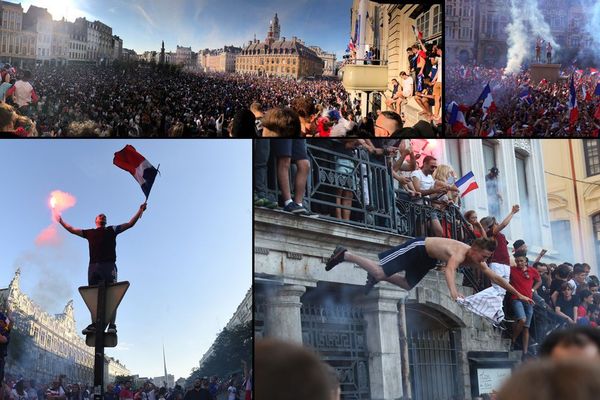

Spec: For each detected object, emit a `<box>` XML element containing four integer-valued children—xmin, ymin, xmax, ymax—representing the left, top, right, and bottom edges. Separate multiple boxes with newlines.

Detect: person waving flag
<box><xmin>113</xmin><ymin>145</ymin><xmax>159</xmax><ymax>199</ymax></box>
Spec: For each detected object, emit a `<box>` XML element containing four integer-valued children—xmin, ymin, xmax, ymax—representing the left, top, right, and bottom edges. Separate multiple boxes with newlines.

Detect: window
<box><xmin>593</xmin><ymin>214</ymin><xmax>600</xmax><ymax>266</ymax></box>
<box><xmin>584</xmin><ymin>140</ymin><xmax>600</xmax><ymax>176</ymax></box>
<box><xmin>445</xmin><ymin>140</ymin><xmax>463</xmax><ymax>180</ymax></box>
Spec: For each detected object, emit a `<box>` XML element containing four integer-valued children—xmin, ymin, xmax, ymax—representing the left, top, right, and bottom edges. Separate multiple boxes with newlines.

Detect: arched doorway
<box><xmin>403</xmin><ymin>303</ymin><xmax>463</xmax><ymax>400</ymax></box>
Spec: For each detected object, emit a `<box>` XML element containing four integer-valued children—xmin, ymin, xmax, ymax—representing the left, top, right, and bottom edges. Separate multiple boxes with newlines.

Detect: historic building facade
<box><xmin>0</xmin><ymin>0</ymin><xmax>121</xmax><ymax>66</ymax></box>
<box><xmin>235</xmin><ymin>14</ymin><xmax>323</xmax><ymax>79</ymax></box>
<box><xmin>0</xmin><ymin>269</ymin><xmax>131</xmax><ymax>384</ymax></box>
<box><xmin>446</xmin><ymin>0</ymin><xmax>596</xmax><ymax>65</ymax></box>
<box><xmin>200</xmin><ymin>46</ymin><xmax>242</xmax><ymax>73</ymax></box>
<box><xmin>255</xmin><ymin>139</ymin><xmax>557</xmax><ymax>399</ymax></box>
<box><xmin>309</xmin><ymin>46</ymin><xmax>336</xmax><ymax>76</ymax></box>
<box><xmin>198</xmin><ymin>288</ymin><xmax>251</xmax><ymax>369</ymax></box>
<box><xmin>542</xmin><ymin>140</ymin><xmax>600</xmax><ymax>274</ymax></box>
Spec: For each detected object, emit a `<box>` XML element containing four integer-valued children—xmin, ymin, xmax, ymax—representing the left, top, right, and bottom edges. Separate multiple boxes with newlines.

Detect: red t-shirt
<box><xmin>509</xmin><ymin>266</ymin><xmax>540</xmax><ymax>300</ymax></box>
<box><xmin>490</xmin><ymin>232</ymin><xmax>510</xmax><ymax>265</ymax></box>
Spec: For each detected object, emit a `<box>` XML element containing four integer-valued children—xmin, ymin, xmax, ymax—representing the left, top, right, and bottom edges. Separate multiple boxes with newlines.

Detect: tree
<box><xmin>186</xmin><ymin>321</ymin><xmax>252</xmax><ymax>385</ymax></box>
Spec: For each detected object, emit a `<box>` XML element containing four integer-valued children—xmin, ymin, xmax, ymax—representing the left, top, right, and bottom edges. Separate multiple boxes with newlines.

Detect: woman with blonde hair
<box><xmin>431</xmin><ymin>164</ymin><xmax>459</xmax><ymax>237</ymax></box>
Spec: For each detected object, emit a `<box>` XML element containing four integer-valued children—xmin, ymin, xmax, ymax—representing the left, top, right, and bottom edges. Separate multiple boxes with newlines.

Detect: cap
<box><xmin>513</xmin><ymin>239</ymin><xmax>525</xmax><ymax>251</ymax></box>
<box><xmin>489</xmin><ymin>167</ymin><xmax>499</xmax><ymax>174</ymax></box>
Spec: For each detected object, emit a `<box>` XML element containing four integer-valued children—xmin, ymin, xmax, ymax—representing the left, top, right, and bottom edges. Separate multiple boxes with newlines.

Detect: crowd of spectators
<box><xmin>0</xmin><ymin>371</ymin><xmax>252</xmax><ymax>400</ymax></box>
<box><xmin>445</xmin><ymin>63</ymin><xmax>600</xmax><ymax>136</ymax></box>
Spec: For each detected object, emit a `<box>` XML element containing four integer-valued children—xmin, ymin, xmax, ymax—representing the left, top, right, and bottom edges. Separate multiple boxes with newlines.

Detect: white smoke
<box><xmin>505</xmin><ymin>0</ymin><xmax>559</xmax><ymax>75</ymax></box>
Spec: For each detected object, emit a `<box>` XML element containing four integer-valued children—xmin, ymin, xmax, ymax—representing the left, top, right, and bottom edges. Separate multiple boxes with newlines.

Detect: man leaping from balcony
<box><xmin>325</xmin><ymin>236</ymin><xmax>533</xmax><ymax>307</ymax></box>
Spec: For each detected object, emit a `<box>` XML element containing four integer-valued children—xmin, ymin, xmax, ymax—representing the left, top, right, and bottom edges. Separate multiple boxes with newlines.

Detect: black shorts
<box><xmin>271</xmin><ymin>139</ymin><xmax>308</xmax><ymax>161</ymax></box>
<box><xmin>378</xmin><ymin>237</ymin><xmax>438</xmax><ymax>289</ymax></box>
<box><xmin>88</xmin><ymin>262</ymin><xmax>117</xmax><ymax>285</ymax></box>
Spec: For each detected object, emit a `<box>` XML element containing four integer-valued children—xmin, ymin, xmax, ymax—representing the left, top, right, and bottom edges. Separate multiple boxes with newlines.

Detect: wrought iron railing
<box><xmin>265</xmin><ymin>139</ymin><xmax>484</xmax><ymax>290</ymax></box>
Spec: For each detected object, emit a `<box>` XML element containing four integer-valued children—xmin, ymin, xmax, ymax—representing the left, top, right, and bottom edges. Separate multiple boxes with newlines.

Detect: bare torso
<box><xmin>424</xmin><ymin>237</ymin><xmax>471</xmax><ymax>265</ymax></box>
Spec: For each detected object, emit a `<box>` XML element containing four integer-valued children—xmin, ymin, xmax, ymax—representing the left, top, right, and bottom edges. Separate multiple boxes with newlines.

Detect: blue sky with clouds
<box><xmin>17</xmin><ymin>0</ymin><xmax>350</xmax><ymax>59</ymax></box>
<box><xmin>0</xmin><ymin>139</ymin><xmax>251</xmax><ymax>380</ymax></box>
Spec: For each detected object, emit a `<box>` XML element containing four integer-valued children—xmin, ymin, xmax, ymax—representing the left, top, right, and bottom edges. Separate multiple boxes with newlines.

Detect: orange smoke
<box><xmin>35</xmin><ymin>190</ymin><xmax>77</xmax><ymax>246</ymax></box>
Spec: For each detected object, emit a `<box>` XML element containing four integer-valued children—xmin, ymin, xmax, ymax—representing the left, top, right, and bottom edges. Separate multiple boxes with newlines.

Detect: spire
<box><xmin>163</xmin><ymin>342</ymin><xmax>168</xmax><ymax>386</ymax></box>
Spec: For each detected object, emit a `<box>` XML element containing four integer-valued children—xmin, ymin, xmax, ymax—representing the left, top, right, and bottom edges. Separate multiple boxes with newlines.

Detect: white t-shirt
<box><xmin>227</xmin><ymin>386</ymin><xmax>237</xmax><ymax>400</ymax></box>
<box><xmin>13</xmin><ymin>80</ymin><xmax>34</xmax><ymax>107</ymax></box>
<box><xmin>411</xmin><ymin>169</ymin><xmax>435</xmax><ymax>194</ymax></box>
<box><xmin>402</xmin><ymin>77</ymin><xmax>414</xmax><ymax>97</ymax></box>
<box><xmin>436</xmin><ymin>57</ymin><xmax>442</xmax><ymax>83</ymax></box>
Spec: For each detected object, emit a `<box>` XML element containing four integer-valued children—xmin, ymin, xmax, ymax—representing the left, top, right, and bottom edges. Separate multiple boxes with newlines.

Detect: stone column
<box><xmin>263</xmin><ymin>284</ymin><xmax>306</xmax><ymax>344</ymax></box>
<box><xmin>361</xmin><ymin>286</ymin><xmax>407</xmax><ymax>400</ymax></box>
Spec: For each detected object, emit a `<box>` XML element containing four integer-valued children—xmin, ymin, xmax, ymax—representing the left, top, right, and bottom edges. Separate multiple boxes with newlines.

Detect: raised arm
<box><xmin>480</xmin><ymin>263</ymin><xmax>534</xmax><ymax>304</ymax></box>
<box><xmin>58</xmin><ymin>216</ymin><xmax>84</xmax><ymax>237</ymax></box>
<box><xmin>493</xmin><ymin>204</ymin><xmax>519</xmax><ymax>235</ymax></box>
<box><xmin>533</xmin><ymin>249</ymin><xmax>547</xmax><ymax>265</ymax></box>
<box><xmin>117</xmin><ymin>203</ymin><xmax>147</xmax><ymax>233</ymax></box>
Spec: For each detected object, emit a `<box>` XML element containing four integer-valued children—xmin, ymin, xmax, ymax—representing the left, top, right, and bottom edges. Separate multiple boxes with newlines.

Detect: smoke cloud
<box><xmin>35</xmin><ymin>190</ymin><xmax>77</xmax><ymax>246</ymax></box>
<box><xmin>505</xmin><ymin>0</ymin><xmax>559</xmax><ymax>74</ymax></box>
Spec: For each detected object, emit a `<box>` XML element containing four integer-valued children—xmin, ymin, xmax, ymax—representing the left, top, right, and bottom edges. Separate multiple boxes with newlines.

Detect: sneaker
<box><xmin>283</xmin><ymin>202</ymin><xmax>305</xmax><ymax>214</ymax></box>
<box><xmin>107</xmin><ymin>324</ymin><xmax>117</xmax><ymax>334</ymax></box>
<box><xmin>364</xmin><ymin>274</ymin><xmax>377</xmax><ymax>295</ymax></box>
<box><xmin>325</xmin><ymin>246</ymin><xmax>347</xmax><ymax>271</ymax></box>
<box><xmin>254</xmin><ymin>197</ymin><xmax>278</xmax><ymax>209</ymax></box>
<box><xmin>492</xmin><ymin>320</ymin><xmax>508</xmax><ymax>331</ymax></box>
<box><xmin>284</xmin><ymin>202</ymin><xmax>319</xmax><ymax>218</ymax></box>
<box><xmin>82</xmin><ymin>324</ymin><xmax>95</xmax><ymax>335</ymax></box>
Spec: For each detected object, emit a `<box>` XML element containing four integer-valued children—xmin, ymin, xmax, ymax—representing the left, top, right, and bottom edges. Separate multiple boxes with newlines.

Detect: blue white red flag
<box><xmin>113</xmin><ymin>145</ymin><xmax>159</xmax><ymax>199</ymax></box>
<box><xmin>519</xmin><ymin>88</ymin><xmax>533</xmax><ymax>105</ymax></box>
<box><xmin>448</xmin><ymin>101</ymin><xmax>468</xmax><ymax>133</ymax></box>
<box><xmin>412</xmin><ymin>25</ymin><xmax>423</xmax><ymax>40</ymax></box>
<box><xmin>569</xmin><ymin>75</ymin><xmax>578</xmax><ymax>127</ymax></box>
<box><xmin>455</xmin><ymin>171</ymin><xmax>479</xmax><ymax>197</ymax></box>
<box><xmin>476</xmin><ymin>83</ymin><xmax>497</xmax><ymax>118</ymax></box>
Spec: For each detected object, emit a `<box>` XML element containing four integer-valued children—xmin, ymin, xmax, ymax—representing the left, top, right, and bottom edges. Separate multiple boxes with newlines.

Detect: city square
<box><xmin>445</xmin><ymin>0</ymin><xmax>600</xmax><ymax>136</ymax></box>
<box><xmin>0</xmin><ymin>1</ymin><xmax>441</xmax><ymax>137</ymax></box>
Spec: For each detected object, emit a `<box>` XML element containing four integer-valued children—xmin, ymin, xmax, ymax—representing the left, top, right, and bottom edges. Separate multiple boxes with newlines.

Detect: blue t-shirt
<box><xmin>0</xmin><ymin>82</ymin><xmax>12</xmax><ymax>101</ymax></box>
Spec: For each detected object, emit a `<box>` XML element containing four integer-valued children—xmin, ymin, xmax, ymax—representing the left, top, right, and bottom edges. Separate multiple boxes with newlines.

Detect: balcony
<box><xmin>341</xmin><ymin>63</ymin><xmax>389</xmax><ymax>92</ymax></box>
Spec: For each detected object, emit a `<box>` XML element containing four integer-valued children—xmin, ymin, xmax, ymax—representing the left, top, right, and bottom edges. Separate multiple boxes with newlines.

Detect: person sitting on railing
<box><xmin>385</xmin><ymin>79</ymin><xmax>401</xmax><ymax>113</ymax></box>
<box><xmin>464</xmin><ymin>210</ymin><xmax>487</xmax><ymax>238</ymax></box>
<box><xmin>554</xmin><ymin>282</ymin><xmax>578</xmax><ymax>326</ymax></box>
<box><xmin>550</xmin><ymin>264</ymin><xmax>572</xmax><ymax>308</ymax></box>
<box><xmin>391</xmin><ymin>139</ymin><xmax>419</xmax><ymax>201</ymax></box>
<box><xmin>414</xmin><ymin>76</ymin><xmax>436</xmax><ymax>121</ymax></box>
<box><xmin>431</xmin><ymin>164</ymin><xmax>460</xmax><ymax>238</ymax></box>
<box><xmin>410</xmin><ymin>156</ymin><xmax>451</xmax><ymax>237</ymax></box>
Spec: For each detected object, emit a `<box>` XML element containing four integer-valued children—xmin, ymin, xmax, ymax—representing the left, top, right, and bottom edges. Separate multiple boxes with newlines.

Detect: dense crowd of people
<box><xmin>445</xmin><ymin>63</ymin><xmax>600</xmax><ymax>136</ymax></box>
<box><xmin>0</xmin><ymin>62</ymin><xmax>353</xmax><ymax>137</ymax></box>
<box><xmin>0</xmin><ymin>371</ymin><xmax>252</xmax><ymax>400</ymax></box>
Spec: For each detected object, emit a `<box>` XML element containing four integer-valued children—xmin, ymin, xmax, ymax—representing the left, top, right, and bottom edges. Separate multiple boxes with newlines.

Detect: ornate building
<box><xmin>198</xmin><ymin>287</ymin><xmax>251</xmax><ymax>369</ymax></box>
<box><xmin>175</xmin><ymin>45</ymin><xmax>192</xmax><ymax>66</ymax></box>
<box><xmin>309</xmin><ymin>46</ymin><xmax>336</xmax><ymax>76</ymax></box>
<box><xmin>0</xmin><ymin>269</ymin><xmax>131</xmax><ymax>384</ymax></box>
<box><xmin>0</xmin><ymin>1</ymin><xmax>36</xmax><ymax>66</ymax></box>
<box><xmin>200</xmin><ymin>46</ymin><xmax>242</xmax><ymax>73</ymax></box>
<box><xmin>235</xmin><ymin>14</ymin><xmax>323</xmax><ymax>79</ymax></box>
<box><xmin>445</xmin><ymin>0</ymin><xmax>595</xmax><ymax>65</ymax></box>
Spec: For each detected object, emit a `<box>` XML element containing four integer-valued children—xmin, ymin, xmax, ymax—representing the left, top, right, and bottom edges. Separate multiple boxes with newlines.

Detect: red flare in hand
<box><xmin>36</xmin><ymin>190</ymin><xmax>77</xmax><ymax>246</ymax></box>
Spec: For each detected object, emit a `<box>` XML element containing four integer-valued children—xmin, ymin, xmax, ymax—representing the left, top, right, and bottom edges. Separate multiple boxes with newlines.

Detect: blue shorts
<box><xmin>271</xmin><ymin>139</ymin><xmax>308</xmax><ymax>161</ymax></box>
<box><xmin>512</xmin><ymin>299</ymin><xmax>534</xmax><ymax>328</ymax></box>
<box><xmin>378</xmin><ymin>237</ymin><xmax>437</xmax><ymax>289</ymax></box>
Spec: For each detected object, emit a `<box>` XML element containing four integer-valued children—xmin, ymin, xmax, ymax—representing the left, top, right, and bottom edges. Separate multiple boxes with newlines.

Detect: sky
<box><xmin>17</xmin><ymin>0</ymin><xmax>350</xmax><ymax>59</ymax></box>
<box><xmin>0</xmin><ymin>139</ymin><xmax>252</xmax><ymax>380</ymax></box>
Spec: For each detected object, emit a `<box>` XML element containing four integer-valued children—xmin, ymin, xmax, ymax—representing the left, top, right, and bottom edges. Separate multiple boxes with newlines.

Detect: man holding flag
<box><xmin>57</xmin><ymin>145</ymin><xmax>157</xmax><ymax>335</ymax></box>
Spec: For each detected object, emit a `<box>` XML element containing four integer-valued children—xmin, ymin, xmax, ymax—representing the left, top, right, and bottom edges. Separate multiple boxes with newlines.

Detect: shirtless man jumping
<box><xmin>325</xmin><ymin>236</ymin><xmax>533</xmax><ymax>304</ymax></box>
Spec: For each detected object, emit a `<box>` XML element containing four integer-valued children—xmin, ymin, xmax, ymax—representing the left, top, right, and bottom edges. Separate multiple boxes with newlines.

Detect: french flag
<box><xmin>506</xmin><ymin>122</ymin><xmax>517</xmax><ymax>136</ymax></box>
<box><xmin>481</xmin><ymin>127</ymin><xmax>496</xmax><ymax>137</ymax></box>
<box><xmin>448</xmin><ymin>101</ymin><xmax>468</xmax><ymax>133</ymax></box>
<box><xmin>477</xmin><ymin>83</ymin><xmax>496</xmax><ymax>118</ymax></box>
<box><xmin>519</xmin><ymin>88</ymin><xmax>533</xmax><ymax>105</ymax></box>
<box><xmin>583</xmin><ymin>84</ymin><xmax>592</xmax><ymax>102</ymax></box>
<box><xmin>569</xmin><ymin>75</ymin><xmax>578</xmax><ymax>127</ymax></box>
<box><xmin>412</xmin><ymin>25</ymin><xmax>423</xmax><ymax>40</ymax></box>
<box><xmin>455</xmin><ymin>171</ymin><xmax>479</xmax><ymax>197</ymax></box>
<box><xmin>113</xmin><ymin>145</ymin><xmax>159</xmax><ymax>199</ymax></box>
<box><xmin>590</xmin><ymin>68</ymin><xmax>598</xmax><ymax>76</ymax></box>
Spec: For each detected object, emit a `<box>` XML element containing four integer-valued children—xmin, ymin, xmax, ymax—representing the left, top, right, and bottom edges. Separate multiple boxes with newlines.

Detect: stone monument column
<box><xmin>263</xmin><ymin>284</ymin><xmax>306</xmax><ymax>343</ymax></box>
<box><xmin>361</xmin><ymin>286</ymin><xmax>407</xmax><ymax>400</ymax></box>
